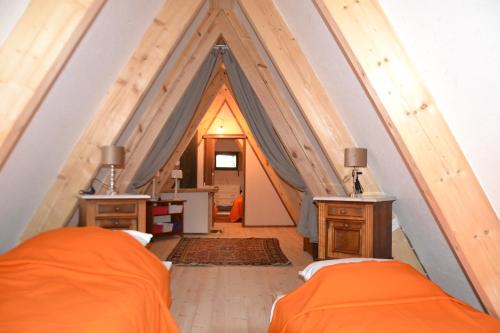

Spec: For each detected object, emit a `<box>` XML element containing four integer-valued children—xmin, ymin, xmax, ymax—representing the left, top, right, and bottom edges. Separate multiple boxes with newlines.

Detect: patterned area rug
<box><xmin>166</xmin><ymin>237</ymin><xmax>291</xmax><ymax>266</ymax></box>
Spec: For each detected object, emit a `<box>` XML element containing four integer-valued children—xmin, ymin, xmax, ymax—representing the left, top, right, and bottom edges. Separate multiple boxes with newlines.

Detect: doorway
<box><xmin>203</xmin><ymin>134</ymin><xmax>246</xmax><ymax>224</ymax></box>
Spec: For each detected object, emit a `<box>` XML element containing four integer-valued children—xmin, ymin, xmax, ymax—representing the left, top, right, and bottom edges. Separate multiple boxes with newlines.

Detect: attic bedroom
<box><xmin>0</xmin><ymin>0</ymin><xmax>499</xmax><ymax>332</ymax></box>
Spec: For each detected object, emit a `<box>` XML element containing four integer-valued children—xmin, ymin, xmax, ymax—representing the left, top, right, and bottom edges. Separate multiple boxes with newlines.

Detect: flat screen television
<box><xmin>215</xmin><ymin>152</ymin><xmax>239</xmax><ymax>170</ymax></box>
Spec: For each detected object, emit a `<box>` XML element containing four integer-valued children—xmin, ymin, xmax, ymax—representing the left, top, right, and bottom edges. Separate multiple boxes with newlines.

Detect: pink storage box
<box><xmin>152</xmin><ymin>224</ymin><xmax>163</xmax><ymax>234</ymax></box>
<box><xmin>152</xmin><ymin>206</ymin><xmax>168</xmax><ymax>215</ymax></box>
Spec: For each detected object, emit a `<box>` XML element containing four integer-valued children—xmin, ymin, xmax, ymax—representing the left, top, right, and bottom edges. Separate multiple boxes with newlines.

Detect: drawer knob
<box><xmin>340</xmin><ymin>209</ymin><xmax>347</xmax><ymax>214</ymax></box>
<box><xmin>344</xmin><ymin>223</ymin><xmax>349</xmax><ymax>228</ymax></box>
<box><xmin>113</xmin><ymin>220</ymin><xmax>119</xmax><ymax>226</ymax></box>
<box><xmin>115</xmin><ymin>207</ymin><xmax>120</xmax><ymax>211</ymax></box>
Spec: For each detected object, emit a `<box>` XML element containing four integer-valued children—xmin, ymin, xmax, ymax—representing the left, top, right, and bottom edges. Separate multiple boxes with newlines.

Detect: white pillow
<box><xmin>162</xmin><ymin>261</ymin><xmax>173</xmax><ymax>271</ymax></box>
<box><xmin>299</xmin><ymin>258</ymin><xmax>392</xmax><ymax>281</ymax></box>
<box><xmin>270</xmin><ymin>294</ymin><xmax>286</xmax><ymax>322</ymax></box>
<box><xmin>120</xmin><ymin>230</ymin><xmax>153</xmax><ymax>246</ymax></box>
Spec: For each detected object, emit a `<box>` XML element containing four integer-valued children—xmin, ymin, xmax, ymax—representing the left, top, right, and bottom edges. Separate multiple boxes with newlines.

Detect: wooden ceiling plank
<box><xmin>315</xmin><ymin>0</ymin><xmax>500</xmax><ymax>316</ymax></box>
<box><xmin>219</xmin><ymin>13</ymin><xmax>336</xmax><ymax>196</ymax></box>
<box><xmin>114</xmin><ymin>10</ymin><xmax>223</xmax><ymax>194</ymax></box>
<box><xmin>21</xmin><ymin>0</ymin><xmax>205</xmax><ymax>240</ymax></box>
<box><xmin>151</xmin><ymin>68</ymin><xmax>227</xmax><ymax>195</ymax></box>
<box><xmin>0</xmin><ymin>0</ymin><xmax>106</xmax><ymax>169</ymax></box>
<box><xmin>236</xmin><ymin>0</ymin><xmax>381</xmax><ymax>195</ymax></box>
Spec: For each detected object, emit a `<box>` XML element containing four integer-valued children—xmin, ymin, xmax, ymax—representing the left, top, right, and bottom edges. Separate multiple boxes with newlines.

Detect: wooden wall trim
<box><xmin>237</xmin><ymin>0</ymin><xmax>381</xmax><ymax>196</ymax></box>
<box><xmin>315</xmin><ymin>0</ymin><xmax>500</xmax><ymax>316</ymax></box>
<box><xmin>0</xmin><ymin>0</ymin><xmax>106</xmax><ymax>169</ymax></box>
<box><xmin>21</xmin><ymin>0</ymin><xmax>205</xmax><ymax>240</ymax></box>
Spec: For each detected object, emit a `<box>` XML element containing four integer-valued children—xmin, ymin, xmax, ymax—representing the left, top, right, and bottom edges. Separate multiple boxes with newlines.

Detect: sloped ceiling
<box><xmin>272</xmin><ymin>0</ymin><xmax>482</xmax><ymax>309</ymax></box>
<box><xmin>0</xmin><ymin>0</ymin><xmax>165</xmax><ymax>249</ymax></box>
<box><xmin>1</xmin><ymin>0</ymin><xmax>498</xmax><ymax>313</ymax></box>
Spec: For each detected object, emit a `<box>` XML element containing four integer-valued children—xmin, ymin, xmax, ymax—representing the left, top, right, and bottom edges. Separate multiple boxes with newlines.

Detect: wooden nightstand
<box><xmin>79</xmin><ymin>195</ymin><xmax>150</xmax><ymax>232</ymax></box>
<box><xmin>314</xmin><ymin>196</ymin><xmax>395</xmax><ymax>260</ymax></box>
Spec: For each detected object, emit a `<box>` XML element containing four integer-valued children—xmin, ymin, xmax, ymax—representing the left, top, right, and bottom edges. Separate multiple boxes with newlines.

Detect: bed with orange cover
<box><xmin>0</xmin><ymin>227</ymin><xmax>179</xmax><ymax>333</ymax></box>
<box><xmin>269</xmin><ymin>260</ymin><xmax>500</xmax><ymax>333</ymax></box>
<box><xmin>229</xmin><ymin>193</ymin><xmax>243</xmax><ymax>222</ymax></box>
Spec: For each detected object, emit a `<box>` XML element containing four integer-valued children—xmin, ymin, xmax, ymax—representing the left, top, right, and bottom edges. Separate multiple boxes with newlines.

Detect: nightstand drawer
<box><xmin>96</xmin><ymin>202</ymin><xmax>137</xmax><ymax>216</ymax></box>
<box><xmin>97</xmin><ymin>218</ymin><xmax>137</xmax><ymax>229</ymax></box>
<box><xmin>327</xmin><ymin>204</ymin><xmax>365</xmax><ymax>219</ymax></box>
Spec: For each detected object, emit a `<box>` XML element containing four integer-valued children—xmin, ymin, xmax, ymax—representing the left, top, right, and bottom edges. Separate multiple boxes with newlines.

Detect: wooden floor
<box><xmin>148</xmin><ymin>223</ymin><xmax>313</xmax><ymax>333</ymax></box>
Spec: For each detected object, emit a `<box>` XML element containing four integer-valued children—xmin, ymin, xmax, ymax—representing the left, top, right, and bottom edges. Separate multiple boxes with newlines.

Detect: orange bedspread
<box><xmin>230</xmin><ymin>194</ymin><xmax>243</xmax><ymax>222</ymax></box>
<box><xmin>270</xmin><ymin>261</ymin><xmax>500</xmax><ymax>333</ymax></box>
<box><xmin>0</xmin><ymin>227</ymin><xmax>179</xmax><ymax>333</ymax></box>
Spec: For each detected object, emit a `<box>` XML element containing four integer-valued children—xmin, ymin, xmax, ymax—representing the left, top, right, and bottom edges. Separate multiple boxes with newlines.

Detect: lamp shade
<box><xmin>171</xmin><ymin>169</ymin><xmax>183</xmax><ymax>179</ymax></box>
<box><xmin>344</xmin><ymin>148</ymin><xmax>367</xmax><ymax>167</ymax></box>
<box><xmin>101</xmin><ymin>145</ymin><xmax>125</xmax><ymax>167</ymax></box>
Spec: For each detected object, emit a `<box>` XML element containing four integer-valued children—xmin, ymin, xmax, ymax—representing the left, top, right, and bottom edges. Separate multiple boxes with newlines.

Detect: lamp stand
<box><xmin>351</xmin><ymin>168</ymin><xmax>364</xmax><ymax>198</ymax></box>
<box><xmin>173</xmin><ymin>177</ymin><xmax>179</xmax><ymax>200</ymax></box>
<box><xmin>107</xmin><ymin>164</ymin><xmax>117</xmax><ymax>195</ymax></box>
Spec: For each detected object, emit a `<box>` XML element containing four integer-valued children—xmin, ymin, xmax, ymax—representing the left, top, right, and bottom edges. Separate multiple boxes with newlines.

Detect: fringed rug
<box><xmin>166</xmin><ymin>237</ymin><xmax>291</xmax><ymax>266</ymax></box>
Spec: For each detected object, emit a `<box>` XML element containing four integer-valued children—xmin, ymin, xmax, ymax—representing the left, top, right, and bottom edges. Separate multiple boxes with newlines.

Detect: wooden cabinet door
<box><xmin>326</xmin><ymin>218</ymin><xmax>366</xmax><ymax>258</ymax></box>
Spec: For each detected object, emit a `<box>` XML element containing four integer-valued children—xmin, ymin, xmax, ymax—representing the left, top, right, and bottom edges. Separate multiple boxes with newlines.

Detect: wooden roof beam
<box><xmin>315</xmin><ymin>0</ymin><xmax>500</xmax><ymax>316</ymax></box>
<box><xmin>114</xmin><ymin>10</ymin><xmax>223</xmax><ymax>193</ymax></box>
<box><xmin>147</xmin><ymin>67</ymin><xmax>228</xmax><ymax>196</ymax></box>
<box><xmin>218</xmin><ymin>12</ymin><xmax>338</xmax><ymax>196</ymax></box>
<box><xmin>236</xmin><ymin>0</ymin><xmax>381</xmax><ymax>195</ymax></box>
<box><xmin>0</xmin><ymin>0</ymin><xmax>105</xmax><ymax>169</ymax></box>
<box><xmin>22</xmin><ymin>0</ymin><xmax>205</xmax><ymax>239</ymax></box>
<box><xmin>157</xmin><ymin>84</ymin><xmax>227</xmax><ymax>194</ymax></box>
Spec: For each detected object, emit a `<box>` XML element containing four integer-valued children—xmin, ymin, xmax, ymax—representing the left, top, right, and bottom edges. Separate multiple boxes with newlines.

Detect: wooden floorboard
<box><xmin>148</xmin><ymin>223</ymin><xmax>313</xmax><ymax>333</ymax></box>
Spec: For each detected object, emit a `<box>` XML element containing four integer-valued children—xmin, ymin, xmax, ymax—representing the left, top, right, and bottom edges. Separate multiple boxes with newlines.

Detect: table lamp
<box><xmin>344</xmin><ymin>148</ymin><xmax>367</xmax><ymax>197</ymax></box>
<box><xmin>101</xmin><ymin>145</ymin><xmax>125</xmax><ymax>195</ymax></box>
<box><xmin>171</xmin><ymin>163</ymin><xmax>183</xmax><ymax>199</ymax></box>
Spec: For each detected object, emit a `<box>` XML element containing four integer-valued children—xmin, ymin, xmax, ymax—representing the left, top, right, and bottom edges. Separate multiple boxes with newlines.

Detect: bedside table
<box><xmin>314</xmin><ymin>196</ymin><xmax>395</xmax><ymax>260</ymax></box>
<box><xmin>79</xmin><ymin>195</ymin><xmax>150</xmax><ymax>232</ymax></box>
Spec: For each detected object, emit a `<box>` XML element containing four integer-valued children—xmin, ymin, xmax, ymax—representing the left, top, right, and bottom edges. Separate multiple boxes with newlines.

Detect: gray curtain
<box><xmin>222</xmin><ymin>50</ymin><xmax>317</xmax><ymax>241</ymax></box>
<box><xmin>130</xmin><ymin>47</ymin><xmax>318</xmax><ymax>241</ymax></box>
<box><xmin>130</xmin><ymin>49</ymin><xmax>219</xmax><ymax>189</ymax></box>
<box><xmin>222</xmin><ymin>50</ymin><xmax>305</xmax><ymax>191</ymax></box>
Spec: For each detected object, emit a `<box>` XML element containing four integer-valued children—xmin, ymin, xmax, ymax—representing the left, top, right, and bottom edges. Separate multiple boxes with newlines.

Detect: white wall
<box><xmin>245</xmin><ymin>143</ymin><xmax>294</xmax><ymax>226</ymax></box>
<box><xmin>0</xmin><ymin>0</ymin><xmax>29</xmax><ymax>47</ymax></box>
<box><xmin>207</xmin><ymin>104</ymin><xmax>242</xmax><ymax>135</ymax></box>
<box><xmin>0</xmin><ymin>0</ymin><xmax>164</xmax><ymax>253</ymax></box>
<box><xmin>273</xmin><ymin>0</ymin><xmax>484</xmax><ymax>308</ymax></box>
<box><xmin>378</xmin><ymin>0</ymin><xmax>500</xmax><ymax>215</ymax></box>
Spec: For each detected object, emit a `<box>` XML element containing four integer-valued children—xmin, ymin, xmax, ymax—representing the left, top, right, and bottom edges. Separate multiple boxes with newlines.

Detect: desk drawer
<box><xmin>97</xmin><ymin>218</ymin><xmax>137</xmax><ymax>229</ymax></box>
<box><xmin>326</xmin><ymin>204</ymin><xmax>365</xmax><ymax>219</ymax></box>
<box><xmin>96</xmin><ymin>202</ymin><xmax>137</xmax><ymax>216</ymax></box>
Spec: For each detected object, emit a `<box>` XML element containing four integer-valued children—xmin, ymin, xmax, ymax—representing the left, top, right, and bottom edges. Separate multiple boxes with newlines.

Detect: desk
<box><xmin>314</xmin><ymin>196</ymin><xmax>395</xmax><ymax>260</ymax></box>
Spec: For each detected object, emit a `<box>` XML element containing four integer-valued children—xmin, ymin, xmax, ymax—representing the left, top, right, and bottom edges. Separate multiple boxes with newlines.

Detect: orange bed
<box><xmin>270</xmin><ymin>261</ymin><xmax>500</xmax><ymax>333</ymax></box>
<box><xmin>229</xmin><ymin>193</ymin><xmax>244</xmax><ymax>222</ymax></box>
<box><xmin>0</xmin><ymin>227</ymin><xmax>179</xmax><ymax>333</ymax></box>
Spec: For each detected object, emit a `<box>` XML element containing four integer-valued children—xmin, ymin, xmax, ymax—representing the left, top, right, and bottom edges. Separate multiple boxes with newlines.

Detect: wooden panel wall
<box><xmin>22</xmin><ymin>0</ymin><xmax>205</xmax><ymax>239</ymax></box>
<box><xmin>237</xmin><ymin>0</ymin><xmax>381</xmax><ymax>195</ymax></box>
<box><xmin>0</xmin><ymin>0</ymin><xmax>105</xmax><ymax>169</ymax></box>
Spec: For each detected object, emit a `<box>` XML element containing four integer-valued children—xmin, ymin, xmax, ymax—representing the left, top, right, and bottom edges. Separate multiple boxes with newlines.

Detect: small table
<box><xmin>79</xmin><ymin>194</ymin><xmax>150</xmax><ymax>232</ymax></box>
<box><xmin>314</xmin><ymin>196</ymin><xmax>395</xmax><ymax>260</ymax></box>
